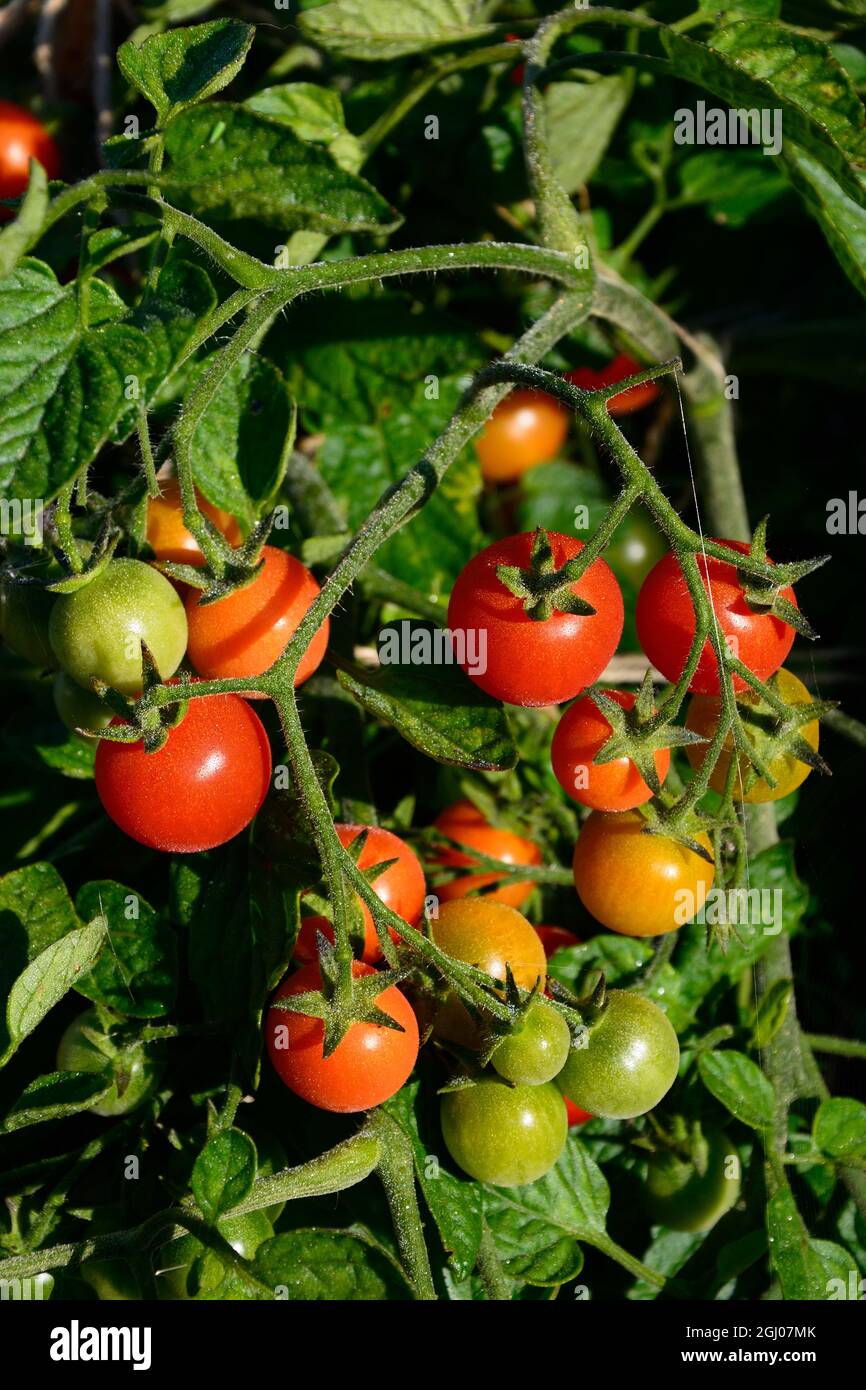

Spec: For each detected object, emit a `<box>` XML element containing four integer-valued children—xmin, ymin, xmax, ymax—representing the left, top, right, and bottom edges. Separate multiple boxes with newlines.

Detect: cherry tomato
<box><xmin>685</xmin><ymin>667</ymin><xmax>819</xmax><ymax>803</ymax></box>
<box><xmin>563</xmin><ymin>1096</ymin><xmax>593</xmax><ymax>1126</ymax></box>
<box><xmin>156</xmin><ymin>1210</ymin><xmax>273</xmax><ymax>1300</ymax></box>
<box><xmin>646</xmin><ymin>1130</ymin><xmax>741</xmax><ymax>1232</ymax></box>
<box><xmin>53</xmin><ymin>672</ymin><xmax>113</xmax><ymax>732</ymax></box>
<box><xmin>146</xmin><ymin>478</ymin><xmax>243</xmax><ymax>568</ymax></box>
<box><xmin>0</xmin><ymin>101</ymin><xmax>60</xmax><ymax>207</ymax></box>
<box><xmin>572</xmin><ymin>809</ymin><xmax>713</xmax><ymax>937</ymax></box>
<box><xmin>506</xmin><ymin>33</ymin><xmax>525</xmax><ymax>85</ymax></box>
<box><xmin>636</xmin><ymin>540</ymin><xmax>797</xmax><ymax>696</ymax></box>
<box><xmin>0</xmin><ymin>579</ymin><xmax>57</xmax><ymax>669</ymax></box>
<box><xmin>49</xmin><ymin>558</ymin><xmax>188</xmax><ymax>696</ymax></box>
<box><xmin>448</xmin><ymin>530</ymin><xmax>624</xmax><ymax>706</ymax></box>
<box><xmin>95</xmin><ymin>693</ymin><xmax>272</xmax><ymax>853</ymax></box>
<box><xmin>56</xmin><ymin>1010</ymin><xmax>162</xmax><ymax>1117</ymax></box>
<box><xmin>491</xmin><ymin>999</ymin><xmax>572</xmax><ymax>1086</ymax></box>
<box><xmin>566</xmin><ymin>353</ymin><xmax>660</xmax><ymax>417</ymax></box>
<box><xmin>556</xmin><ymin>989</ymin><xmax>679</xmax><ymax>1119</ymax></box>
<box><xmin>430</xmin><ymin>897</ymin><xmax>547</xmax><ymax>1047</ymax></box>
<box><xmin>266</xmin><ymin>961</ymin><xmax>418</xmax><ymax>1113</ymax></box>
<box><xmin>432</xmin><ymin>799</ymin><xmax>540</xmax><ymax>908</ymax></box>
<box><xmin>441</xmin><ymin>1076</ymin><xmax>568</xmax><ymax>1186</ymax></box>
<box><xmin>474</xmin><ymin>389</ymin><xmax>569</xmax><ymax>483</ymax></box>
<box><xmin>551</xmin><ymin>689</ymin><xmax>670</xmax><ymax>812</ymax></box>
<box><xmin>535</xmin><ymin>924</ymin><xmax>582</xmax><ymax>959</ymax></box>
<box><xmin>185</xmin><ymin>545</ymin><xmax>329</xmax><ymax>690</ymax></box>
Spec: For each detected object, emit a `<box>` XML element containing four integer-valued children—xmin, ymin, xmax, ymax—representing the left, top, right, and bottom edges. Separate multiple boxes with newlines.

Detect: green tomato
<box><xmin>441</xmin><ymin>1076</ymin><xmax>567</xmax><ymax>1187</ymax></box>
<box><xmin>80</xmin><ymin>1258</ymin><xmax>142</xmax><ymax>1300</ymax></box>
<box><xmin>48</xmin><ymin>558</ymin><xmax>187</xmax><ymax>696</ymax></box>
<box><xmin>556</xmin><ymin>989</ymin><xmax>679</xmax><ymax>1120</ymax></box>
<box><xmin>646</xmin><ymin>1130</ymin><xmax>741</xmax><ymax>1232</ymax></box>
<box><xmin>0</xmin><ymin>579</ymin><xmax>57</xmax><ymax>669</ymax></box>
<box><xmin>56</xmin><ymin>1009</ymin><xmax>161</xmax><ymax>1118</ymax></box>
<box><xmin>491</xmin><ymin>1000</ymin><xmax>572</xmax><ymax>1086</ymax></box>
<box><xmin>606</xmin><ymin>508</ymin><xmax>665</xmax><ymax>588</ymax></box>
<box><xmin>156</xmin><ymin>1209</ymin><xmax>273</xmax><ymax>1300</ymax></box>
<box><xmin>53</xmin><ymin>672</ymin><xmax>113</xmax><ymax>732</ymax></box>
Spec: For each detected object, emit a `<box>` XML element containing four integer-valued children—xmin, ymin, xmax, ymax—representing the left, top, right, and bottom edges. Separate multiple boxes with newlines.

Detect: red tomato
<box><xmin>448</xmin><ymin>531</ymin><xmax>624</xmax><ymax>706</ymax></box>
<box><xmin>565</xmin><ymin>353</ymin><xmax>660</xmax><ymax>417</ymax></box>
<box><xmin>535</xmin><ymin>925</ymin><xmax>582</xmax><ymax>959</ymax></box>
<box><xmin>563</xmin><ymin>1096</ymin><xmax>593</xmax><ymax>1126</ymax></box>
<box><xmin>636</xmin><ymin>540</ymin><xmax>797</xmax><ymax>696</ymax></box>
<box><xmin>432</xmin><ymin>800</ymin><xmax>540</xmax><ymax>908</ymax></box>
<box><xmin>0</xmin><ymin>101</ymin><xmax>60</xmax><ymax>207</ymax></box>
<box><xmin>95</xmin><ymin>694</ymin><xmax>272</xmax><ymax>852</ymax></box>
<box><xmin>506</xmin><ymin>32</ymin><xmax>525</xmax><ymax>86</ymax></box>
<box><xmin>185</xmin><ymin>545</ymin><xmax>329</xmax><ymax>689</ymax></box>
<box><xmin>266</xmin><ymin>961</ymin><xmax>419</xmax><ymax>1112</ymax></box>
<box><xmin>551</xmin><ymin>689</ymin><xmax>670</xmax><ymax>811</ymax></box>
<box><xmin>474</xmin><ymin>390</ymin><xmax>568</xmax><ymax>483</ymax></box>
<box><xmin>294</xmin><ymin>825</ymin><xmax>426</xmax><ymax>964</ymax></box>
<box><xmin>146</xmin><ymin>478</ymin><xmax>242</xmax><ymax>568</ymax></box>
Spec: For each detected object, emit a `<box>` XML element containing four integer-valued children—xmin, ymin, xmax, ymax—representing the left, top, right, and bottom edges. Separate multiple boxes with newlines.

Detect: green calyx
<box><xmin>495</xmin><ymin>527</ymin><xmax>596</xmax><ymax>623</ymax></box>
<box><xmin>734</xmin><ymin>517</ymin><xmax>827</xmax><ymax>640</ymax></box>
<box><xmin>591</xmin><ymin>672</ymin><xmax>706</xmax><ymax>796</ymax></box>
<box><xmin>271</xmin><ymin>936</ymin><xmax>411</xmax><ymax>1057</ymax></box>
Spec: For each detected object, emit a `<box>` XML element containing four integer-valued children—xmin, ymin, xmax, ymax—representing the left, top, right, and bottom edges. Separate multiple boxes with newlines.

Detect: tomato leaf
<box><xmin>0</xmin><ymin>1069</ymin><xmax>110</xmax><ymax>1132</ymax></box>
<box><xmin>192</xmin><ymin>1129</ymin><xmax>257</xmax><ymax>1223</ymax></box>
<box><xmin>252</xmin><ymin>1230</ymin><xmax>412</xmax><ymax>1300</ymax></box>
<box><xmin>697</xmin><ymin>1049</ymin><xmax>776</xmax><ymax>1131</ymax></box>
<box><xmin>299</xmin><ymin>0</ymin><xmax>493</xmax><ymax>62</ymax></box>
<box><xmin>782</xmin><ymin>144</ymin><xmax>866</xmax><ymax>304</ymax></box>
<box><xmin>767</xmin><ymin>1185</ymin><xmax>857</xmax><ymax>1298</ymax></box>
<box><xmin>73</xmin><ymin>881</ymin><xmax>178</xmax><ymax>1019</ymax></box>
<box><xmin>2</xmin><ymin>710</ymin><xmax>97</xmax><ymax>780</ymax></box>
<box><xmin>117</xmin><ymin>18</ymin><xmax>255</xmax><ymax>125</ymax></box>
<box><xmin>814</xmin><ymin>1098</ymin><xmax>866</xmax><ymax>1160</ymax></box>
<box><xmin>1</xmin><ymin>919</ymin><xmax>107</xmax><ymax>1067</ymax></box>
<box><xmin>546</xmin><ymin>77</ymin><xmax>632</xmax><ymax>195</ymax></box>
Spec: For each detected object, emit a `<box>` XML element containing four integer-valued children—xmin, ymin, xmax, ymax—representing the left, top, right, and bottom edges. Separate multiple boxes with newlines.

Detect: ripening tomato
<box><xmin>146</xmin><ymin>478</ymin><xmax>243</xmax><ymax>568</ymax></box>
<box><xmin>572</xmin><ymin>809</ymin><xmax>713</xmax><ymax>937</ymax></box>
<box><xmin>432</xmin><ymin>799</ymin><xmax>540</xmax><ymax>908</ymax></box>
<box><xmin>441</xmin><ymin>1077</ymin><xmax>568</xmax><ymax>1186</ymax></box>
<box><xmin>185</xmin><ymin>545</ymin><xmax>329</xmax><ymax>689</ymax></box>
<box><xmin>636</xmin><ymin>540</ymin><xmax>797</xmax><ymax>696</ymax></box>
<box><xmin>646</xmin><ymin>1130</ymin><xmax>741</xmax><ymax>1232</ymax></box>
<box><xmin>53</xmin><ymin>672</ymin><xmax>113</xmax><ymax>732</ymax></box>
<box><xmin>95</xmin><ymin>693</ymin><xmax>272</xmax><ymax>853</ymax></box>
<box><xmin>448</xmin><ymin>531</ymin><xmax>624</xmax><ymax>706</ymax></box>
<box><xmin>1</xmin><ymin>578</ymin><xmax>57</xmax><ymax>669</ymax></box>
<box><xmin>605</xmin><ymin>508</ymin><xmax>665</xmax><ymax>588</ymax></box>
<box><xmin>430</xmin><ymin>897</ymin><xmax>547</xmax><ymax>1048</ymax></box>
<box><xmin>685</xmin><ymin>667</ymin><xmax>819</xmax><ymax>803</ymax></box>
<box><xmin>535</xmin><ymin>924</ymin><xmax>582</xmax><ymax>959</ymax></box>
<box><xmin>565</xmin><ymin>353</ymin><xmax>660</xmax><ymax>417</ymax></box>
<box><xmin>556</xmin><ymin>989</ymin><xmax>680</xmax><ymax>1119</ymax></box>
<box><xmin>0</xmin><ymin>101</ymin><xmax>60</xmax><ymax>206</ymax></box>
<box><xmin>551</xmin><ymin>689</ymin><xmax>670</xmax><ymax>812</ymax></box>
<box><xmin>293</xmin><ymin>824</ymin><xmax>426</xmax><ymax>964</ymax></box>
<box><xmin>563</xmin><ymin>1096</ymin><xmax>593</xmax><ymax>1126</ymax></box>
<box><xmin>266</xmin><ymin>961</ymin><xmax>418</xmax><ymax>1112</ymax></box>
<box><xmin>474</xmin><ymin>390</ymin><xmax>569</xmax><ymax>483</ymax></box>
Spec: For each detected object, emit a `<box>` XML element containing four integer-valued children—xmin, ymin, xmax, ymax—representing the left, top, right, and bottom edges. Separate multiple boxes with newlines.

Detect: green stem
<box><xmin>476</xmin><ymin>1221</ymin><xmax>512</xmax><ymax>1300</ymax></box>
<box><xmin>589</xmin><ymin>1232</ymin><xmax>666</xmax><ymax>1289</ymax></box>
<box><xmin>805</xmin><ymin>1034</ymin><xmax>866</xmax><ymax>1061</ymax></box>
<box><xmin>368</xmin><ymin>1110</ymin><xmax>436</xmax><ymax>1301</ymax></box>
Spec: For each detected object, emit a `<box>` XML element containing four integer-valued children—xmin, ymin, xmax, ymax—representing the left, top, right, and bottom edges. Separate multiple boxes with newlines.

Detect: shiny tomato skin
<box><xmin>146</xmin><ymin>478</ymin><xmax>242</xmax><ymax>568</ymax></box>
<box><xmin>556</xmin><ymin>989</ymin><xmax>680</xmax><ymax>1119</ymax></box>
<box><xmin>432</xmin><ymin>799</ymin><xmax>540</xmax><ymax>908</ymax></box>
<box><xmin>0</xmin><ymin>101</ymin><xmax>60</xmax><ymax>204</ymax></box>
<box><xmin>566</xmin><ymin>354</ymin><xmax>660</xmax><ymax>417</ymax></box>
<box><xmin>430</xmin><ymin>897</ymin><xmax>547</xmax><ymax>1048</ymax></box>
<box><xmin>475</xmin><ymin>389</ymin><xmax>569</xmax><ymax>483</ymax></box>
<box><xmin>635</xmin><ymin>540</ymin><xmax>797</xmax><ymax>696</ymax></box>
<box><xmin>441</xmin><ymin>1077</ymin><xmax>568</xmax><ymax>1186</ymax></box>
<box><xmin>95</xmin><ymin>694</ymin><xmax>272</xmax><ymax>853</ymax></box>
<box><xmin>535</xmin><ymin>924</ymin><xmax>582</xmax><ymax>958</ymax></box>
<box><xmin>185</xmin><ymin>545</ymin><xmax>329</xmax><ymax>689</ymax></box>
<box><xmin>448</xmin><ymin>531</ymin><xmax>624</xmax><ymax>707</ymax></box>
<box><xmin>491</xmin><ymin>998</ymin><xmax>572</xmax><ymax>1086</ymax></box>
<box><xmin>551</xmin><ymin>689</ymin><xmax>670</xmax><ymax>812</ymax></box>
<box><xmin>266</xmin><ymin>961</ymin><xmax>418</xmax><ymax>1113</ymax></box>
<box><xmin>572</xmin><ymin>809</ymin><xmax>714</xmax><ymax>937</ymax></box>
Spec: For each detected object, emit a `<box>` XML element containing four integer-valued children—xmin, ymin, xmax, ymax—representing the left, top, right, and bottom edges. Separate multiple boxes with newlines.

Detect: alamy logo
<box><xmin>378</xmin><ymin>620</ymin><xmax>487</xmax><ymax>676</ymax></box>
<box><xmin>674</xmin><ymin>100</ymin><xmax>782</xmax><ymax>157</ymax></box>
<box><xmin>0</xmin><ymin>497</ymin><xmax>44</xmax><ymax>544</ymax></box>
<box><xmin>49</xmin><ymin>1321</ymin><xmax>152</xmax><ymax>1371</ymax></box>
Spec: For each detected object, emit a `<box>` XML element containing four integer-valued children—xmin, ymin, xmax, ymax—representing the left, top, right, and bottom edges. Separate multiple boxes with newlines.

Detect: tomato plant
<box><xmin>146</xmin><ymin>477</ymin><xmax>243</xmax><ymax>567</ymax></box>
<box><xmin>56</xmin><ymin>1010</ymin><xmax>162</xmax><ymax>1117</ymax></box>
<box><xmin>490</xmin><ymin>998</ymin><xmax>572</xmax><ymax>1085</ymax></box>
<box><xmin>535</xmin><ymin>925</ymin><xmax>582</xmax><ymax>959</ymax></box>
<box><xmin>551</xmin><ymin>689</ymin><xmax>671</xmax><ymax>811</ymax></box>
<box><xmin>556</xmin><ymin>990</ymin><xmax>680</xmax><ymax>1120</ymax></box>
<box><xmin>474</xmin><ymin>389</ymin><xmax>569</xmax><ymax>483</ymax></box>
<box><xmin>431</xmin><ymin>799</ymin><xmax>540</xmax><ymax>908</ymax></box>
<box><xmin>440</xmin><ymin>1076</ymin><xmax>568</xmax><ymax>1186</ymax></box>
<box><xmin>645</xmin><ymin>1130</ymin><xmax>741</xmax><ymax>1233</ymax></box>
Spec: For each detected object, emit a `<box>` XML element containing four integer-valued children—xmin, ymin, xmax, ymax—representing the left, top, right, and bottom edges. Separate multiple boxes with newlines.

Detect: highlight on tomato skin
<box><xmin>0</xmin><ymin>100</ymin><xmax>61</xmax><ymax>211</ymax></box>
<box><xmin>474</xmin><ymin>389</ymin><xmax>569</xmax><ymax>484</ymax></box>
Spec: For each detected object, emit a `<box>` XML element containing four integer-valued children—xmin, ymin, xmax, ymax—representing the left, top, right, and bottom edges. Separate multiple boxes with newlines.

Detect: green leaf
<box><xmin>661</xmin><ymin>21</ymin><xmax>866</xmax><ymax>206</ymax></box>
<box><xmin>299</xmin><ymin>0</ymin><xmax>492</xmax><ymax>62</ymax></box>
<box><xmin>676</xmin><ymin>149</ymin><xmax>789</xmax><ymax>227</ymax></box>
<box><xmin>0</xmin><ymin>863</ymin><xmax>81</xmax><ymax>1040</ymax></box>
<box><xmin>1</xmin><ymin>1070</ymin><xmax>110</xmax><ymax>1132</ymax></box>
<box><xmin>163</xmin><ymin>104</ymin><xmax>399</xmax><ymax>234</ymax></box>
<box><xmin>750</xmin><ymin>978</ymin><xmax>792</xmax><ymax>1048</ymax></box>
<box><xmin>338</xmin><ymin>623</ymin><xmax>517</xmax><ymax>772</ymax></box>
<box><xmin>698</xmin><ymin>1049</ymin><xmax>775</xmax><ymax>1131</ymax></box>
<box><xmin>2</xmin><ymin>710</ymin><xmax>97</xmax><ymax>780</ymax></box>
<box><xmin>192</xmin><ymin>1129</ymin><xmax>257</xmax><ymax>1223</ymax></box>
<box><xmin>482</xmin><ymin>1137</ymin><xmax>610</xmax><ymax>1286</ymax></box>
<box><xmin>252</xmin><ymin>1230</ymin><xmax>412</xmax><ymax>1299</ymax></box>
<box><xmin>545</xmin><ymin>77</ymin><xmax>631</xmax><ymax>194</ymax></box>
<box><xmin>118</xmin><ymin>18</ymin><xmax>254</xmax><ymax>124</ymax></box>
<box><xmin>0</xmin><ymin>256</ymin><xmax>214</xmax><ymax>503</ymax></box>
<box><xmin>73</xmin><ymin>881</ymin><xmax>178</xmax><ymax>1019</ymax></box>
<box><xmin>767</xmin><ymin>1185</ymin><xmax>856</xmax><ymax>1299</ymax></box>
<box><xmin>188</xmin><ymin>351</ymin><xmax>296</xmax><ymax>526</ymax></box>
<box><xmin>814</xmin><ymin>1098</ymin><xmax>866</xmax><ymax>1160</ymax></box>
<box><xmin>0</xmin><ymin>159</ymin><xmax>48</xmax><ymax>278</ymax></box>
<box><xmin>2</xmin><ymin>919</ymin><xmax>106</xmax><ymax>1067</ymax></box>
<box><xmin>782</xmin><ymin>143</ymin><xmax>866</xmax><ymax>303</ymax></box>
<box><xmin>80</xmin><ymin>222</ymin><xmax>161</xmax><ymax>278</ymax></box>
<box><xmin>384</xmin><ymin>1082</ymin><xmax>483</xmax><ymax>1280</ymax></box>
<box><xmin>245</xmin><ymin>82</ymin><xmax>347</xmax><ymax>143</ymax></box>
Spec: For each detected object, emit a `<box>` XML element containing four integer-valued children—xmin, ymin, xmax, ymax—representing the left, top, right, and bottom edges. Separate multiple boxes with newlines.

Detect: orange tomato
<box><xmin>474</xmin><ymin>390</ymin><xmax>569</xmax><ymax>483</ymax></box>
<box><xmin>146</xmin><ymin>478</ymin><xmax>242</xmax><ymax>568</ymax></box>
<box><xmin>432</xmin><ymin>799</ymin><xmax>541</xmax><ymax>908</ymax></box>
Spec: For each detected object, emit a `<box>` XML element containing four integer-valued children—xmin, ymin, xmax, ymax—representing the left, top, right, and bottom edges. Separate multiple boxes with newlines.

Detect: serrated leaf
<box><xmin>814</xmin><ymin>1097</ymin><xmax>866</xmax><ymax>1160</ymax></box>
<box><xmin>2</xmin><ymin>919</ymin><xmax>106</xmax><ymax>1067</ymax></box>
<box><xmin>192</xmin><ymin>1129</ymin><xmax>257</xmax><ymax>1223</ymax></box>
<box><xmin>0</xmin><ymin>864</ymin><xmax>81</xmax><ymax>1052</ymax></box>
<box><xmin>118</xmin><ymin>18</ymin><xmax>254</xmax><ymax>124</ymax></box>
<box><xmin>244</xmin><ymin>83</ymin><xmax>347</xmax><ymax>144</ymax></box>
<box><xmin>163</xmin><ymin>104</ymin><xmax>399</xmax><ymax>234</ymax></box>
<box><xmin>300</xmin><ymin>0</ymin><xmax>492</xmax><ymax>62</ymax></box>
<box><xmin>698</xmin><ymin>1049</ymin><xmax>775</xmax><ymax>1130</ymax></box>
<box><xmin>73</xmin><ymin>881</ymin><xmax>177</xmax><ymax>1018</ymax></box>
<box><xmin>1</xmin><ymin>1070</ymin><xmax>110</xmax><ymax>1132</ymax></box>
<box><xmin>253</xmin><ymin>1230</ymin><xmax>412</xmax><ymax>1299</ymax></box>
